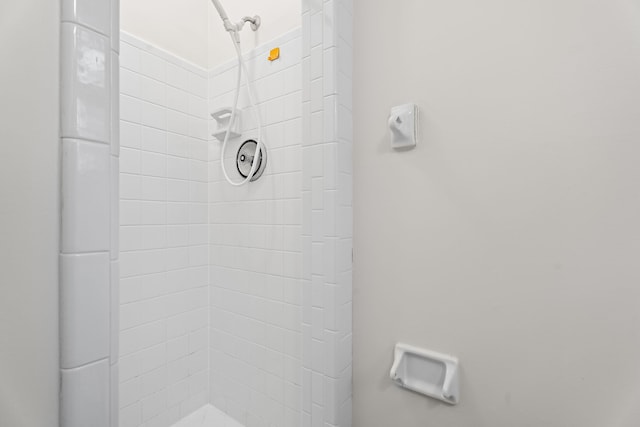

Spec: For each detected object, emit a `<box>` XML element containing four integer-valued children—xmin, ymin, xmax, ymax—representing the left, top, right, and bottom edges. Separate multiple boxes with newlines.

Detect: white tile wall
<box><xmin>59</xmin><ymin>0</ymin><xmax>119</xmax><ymax>425</ymax></box>
<box><xmin>301</xmin><ymin>1</ymin><xmax>353</xmax><ymax>426</ymax></box>
<box><xmin>208</xmin><ymin>29</ymin><xmax>304</xmax><ymax>427</ymax></box>
<box><xmin>119</xmin><ymin>6</ymin><xmax>353</xmax><ymax>426</ymax></box>
<box><xmin>119</xmin><ymin>33</ymin><xmax>210</xmax><ymax>427</ymax></box>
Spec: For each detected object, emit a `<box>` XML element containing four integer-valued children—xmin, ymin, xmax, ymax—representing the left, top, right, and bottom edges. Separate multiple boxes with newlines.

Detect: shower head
<box><xmin>210</xmin><ymin>0</ymin><xmax>261</xmax><ymax>42</ymax></box>
<box><xmin>210</xmin><ymin>0</ymin><xmax>267</xmax><ymax>186</ymax></box>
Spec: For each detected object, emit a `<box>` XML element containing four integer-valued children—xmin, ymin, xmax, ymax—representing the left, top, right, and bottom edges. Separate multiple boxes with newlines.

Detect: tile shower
<box><xmin>57</xmin><ymin>0</ymin><xmax>352</xmax><ymax>426</ymax></box>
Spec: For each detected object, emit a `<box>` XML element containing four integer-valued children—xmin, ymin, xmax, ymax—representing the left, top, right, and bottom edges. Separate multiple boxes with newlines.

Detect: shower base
<box><xmin>172</xmin><ymin>405</ymin><xmax>244</xmax><ymax>427</ymax></box>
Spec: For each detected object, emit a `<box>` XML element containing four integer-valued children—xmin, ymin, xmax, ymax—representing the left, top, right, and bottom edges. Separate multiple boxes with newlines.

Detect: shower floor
<box><xmin>171</xmin><ymin>405</ymin><xmax>244</xmax><ymax>427</ymax></box>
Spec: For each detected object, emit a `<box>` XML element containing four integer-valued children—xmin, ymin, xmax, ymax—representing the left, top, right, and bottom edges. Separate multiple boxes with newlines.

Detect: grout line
<box><xmin>61</xmin><ymin>357</ymin><xmax>110</xmax><ymax>372</ymax></box>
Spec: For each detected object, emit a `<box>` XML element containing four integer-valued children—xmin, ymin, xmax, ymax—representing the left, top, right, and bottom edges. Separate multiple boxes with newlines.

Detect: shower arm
<box><xmin>210</xmin><ymin>0</ymin><xmax>260</xmax><ymax>42</ymax></box>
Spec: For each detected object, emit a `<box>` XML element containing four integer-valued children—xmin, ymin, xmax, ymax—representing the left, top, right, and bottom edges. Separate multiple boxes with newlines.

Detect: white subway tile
<box><xmin>188</xmin><ymin>95</ymin><xmax>208</xmax><ymax>119</ymax></box>
<box><xmin>111</xmin><ymin>52</ymin><xmax>120</xmax><ymax>157</ymax></box>
<box><xmin>120</xmin><ymin>173</ymin><xmax>141</xmax><ymax>200</ymax></box>
<box><xmin>120</xmin><ymin>147</ymin><xmax>140</xmax><ymax>174</ymax></box>
<box><xmin>310</xmin><ymin>11</ymin><xmax>323</xmax><ymax>48</ymax></box>
<box><xmin>141</xmin><ymin>176</ymin><xmax>166</xmax><ymax>201</ymax></box>
<box><xmin>62</xmin><ymin>0</ymin><xmax>110</xmax><ymax>37</ymax></box>
<box><xmin>140</xmin><ymin>75</ymin><xmax>166</xmax><ymax>106</ymax></box>
<box><xmin>167</xmin><ymin>225</ymin><xmax>189</xmax><ymax>247</ymax></box>
<box><xmin>119</xmin><ymin>402</ymin><xmax>141</xmax><ymax>427</ymax></box>
<box><xmin>140</xmin><ymin>366</ymin><xmax>168</xmax><ymax>397</ymax></box>
<box><xmin>139</xmin><ymin>201</ymin><xmax>166</xmax><ymax>225</ymax></box>
<box><xmin>310</xmin><ymin>78</ymin><xmax>323</xmax><ymax>113</ymax></box>
<box><xmin>189</xmin><ymin>140</ymin><xmax>209</xmax><ymax>162</ymax></box>
<box><xmin>188</xmin><ymin>72</ymin><xmax>207</xmax><ymax>97</ymax></box>
<box><xmin>323</xmin><ymin>0</ymin><xmax>336</xmax><ymax>48</ymax></box>
<box><xmin>167</xmin><ymin>133</ymin><xmax>190</xmax><ymax>158</ymax></box>
<box><xmin>337</xmin><ymin>2</ymin><xmax>353</xmax><ymax>48</ymax></box>
<box><xmin>189</xmin><ymin>117</ymin><xmax>209</xmax><ymax>140</ymax></box>
<box><xmin>167</xmin><ymin>380</ymin><xmax>188</xmax><ymax>408</ymax></box>
<box><xmin>120</xmin><ymin>121</ymin><xmax>142</xmax><ymax>149</ymax></box>
<box><xmin>110</xmin><ymin>0</ymin><xmax>119</xmax><ymax>53</ymax></box>
<box><xmin>167</xmin><ymin>85</ymin><xmax>190</xmax><ymax>113</ymax></box>
<box><xmin>141</xmin><ymin>389</ymin><xmax>167</xmax><ymax>421</ymax></box>
<box><xmin>309</xmin><ymin>112</ymin><xmax>323</xmax><ymax>147</ymax></box>
<box><xmin>323</xmin><ymin>48</ymin><xmax>336</xmax><ymax>97</ymax></box>
<box><xmin>166</xmin><ymin>62</ymin><xmax>190</xmax><ymax>92</ymax></box>
<box><xmin>310</xmin><ymin>46</ymin><xmax>323</xmax><ymax>81</ymax></box>
<box><xmin>324</xmin><ymin>96</ymin><xmax>337</xmax><ymax>144</ymax></box>
<box><xmin>167</xmin><ymin>156</ymin><xmax>190</xmax><ymax>180</ymax></box>
<box><xmin>60</xmin><ymin>253</ymin><xmax>110</xmax><ymax>368</ymax></box>
<box><xmin>61</xmin><ymin>359</ymin><xmax>110</xmax><ymax>427</ymax></box>
<box><xmin>120</xmin><ymin>68</ymin><xmax>140</xmax><ymax>99</ymax></box>
<box><xmin>167</xmin><ymin>179</ymin><xmax>189</xmax><ymax>202</ymax></box>
<box><xmin>140</xmin><ymin>151</ymin><xmax>167</xmax><ymax>177</ymax></box>
<box><xmin>110</xmin><ymin>364</ymin><xmax>118</xmax><ymax>427</ymax></box>
<box><xmin>141</xmin><ymin>101</ymin><xmax>166</xmax><ymax>130</ymax></box>
<box><xmin>284</xmin><ymin>91</ymin><xmax>302</xmax><ymax>121</ymax></box>
<box><xmin>61</xmin><ymin>139</ymin><xmax>110</xmax><ymax>253</ymax></box>
<box><xmin>111</xmin><ymin>262</ymin><xmax>120</xmax><ymax>365</ymax></box>
<box><xmin>61</xmin><ymin>23</ymin><xmax>111</xmax><ymax>142</ymax></box>
<box><xmin>111</xmin><ymin>157</ymin><xmax>120</xmax><ymax>259</ymax></box>
<box><xmin>120</xmin><ymin>94</ymin><xmax>142</xmax><ymax>123</ymax></box>
<box><xmin>120</xmin><ymin>42</ymin><xmax>140</xmax><ymax>72</ymax></box>
<box><xmin>120</xmin><ymin>200</ymin><xmax>141</xmax><ymax>226</ymax></box>
<box><xmin>139</xmin><ymin>51</ymin><xmax>165</xmax><ymax>81</ymax></box>
<box><xmin>141</xmin><ymin>126</ymin><xmax>167</xmax><ymax>154</ymax></box>
<box><xmin>119</xmin><ymin>378</ymin><xmax>141</xmax><ymax>409</ymax></box>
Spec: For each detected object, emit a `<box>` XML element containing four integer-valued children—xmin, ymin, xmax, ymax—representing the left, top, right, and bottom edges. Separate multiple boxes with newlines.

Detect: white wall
<box><xmin>0</xmin><ymin>0</ymin><xmax>60</xmax><ymax>425</ymax></box>
<box><xmin>121</xmin><ymin>0</ymin><xmax>209</xmax><ymax>68</ymax></box>
<box><xmin>208</xmin><ymin>0</ymin><xmax>301</xmax><ymax>68</ymax></box>
<box><xmin>353</xmin><ymin>1</ymin><xmax>640</xmax><ymax>426</ymax></box>
<box><xmin>118</xmin><ymin>34</ymin><xmax>211</xmax><ymax>427</ymax></box>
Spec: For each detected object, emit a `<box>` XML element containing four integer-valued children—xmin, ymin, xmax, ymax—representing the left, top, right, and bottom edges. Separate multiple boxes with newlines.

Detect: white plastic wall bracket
<box><xmin>389</xmin><ymin>343</ymin><xmax>460</xmax><ymax>405</ymax></box>
<box><xmin>211</xmin><ymin>107</ymin><xmax>242</xmax><ymax>141</ymax></box>
<box><xmin>388</xmin><ymin>103</ymin><xmax>418</xmax><ymax>149</ymax></box>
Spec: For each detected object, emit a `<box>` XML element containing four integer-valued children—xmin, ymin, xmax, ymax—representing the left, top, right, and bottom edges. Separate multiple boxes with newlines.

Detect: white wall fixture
<box><xmin>211</xmin><ymin>107</ymin><xmax>241</xmax><ymax>141</ymax></box>
<box><xmin>388</xmin><ymin>103</ymin><xmax>418</xmax><ymax>149</ymax></box>
<box><xmin>389</xmin><ymin>343</ymin><xmax>460</xmax><ymax>405</ymax></box>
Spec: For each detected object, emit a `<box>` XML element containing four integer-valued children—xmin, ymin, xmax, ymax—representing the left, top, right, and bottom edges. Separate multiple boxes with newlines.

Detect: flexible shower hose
<box><xmin>219</xmin><ymin>34</ymin><xmax>265</xmax><ymax>186</ymax></box>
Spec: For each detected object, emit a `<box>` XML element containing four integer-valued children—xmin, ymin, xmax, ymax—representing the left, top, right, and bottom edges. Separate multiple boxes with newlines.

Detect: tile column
<box><xmin>301</xmin><ymin>0</ymin><xmax>353</xmax><ymax>426</ymax></box>
<box><xmin>59</xmin><ymin>0</ymin><xmax>120</xmax><ymax>425</ymax></box>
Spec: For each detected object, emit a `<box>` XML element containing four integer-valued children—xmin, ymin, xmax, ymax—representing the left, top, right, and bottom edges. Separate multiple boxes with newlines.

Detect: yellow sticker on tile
<box><xmin>268</xmin><ymin>47</ymin><xmax>280</xmax><ymax>61</ymax></box>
